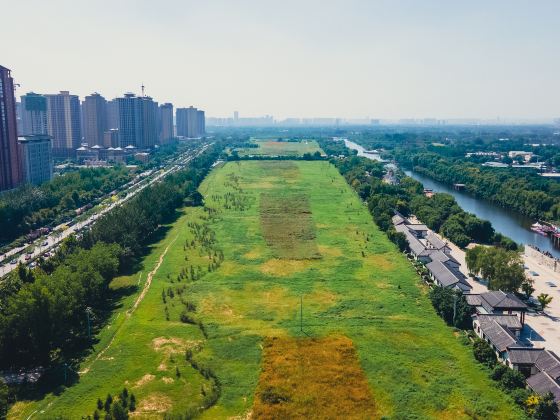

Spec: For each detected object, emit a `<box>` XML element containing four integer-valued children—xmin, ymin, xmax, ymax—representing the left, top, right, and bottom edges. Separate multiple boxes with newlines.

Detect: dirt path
<box><xmin>79</xmin><ymin>235</ymin><xmax>178</xmax><ymax>375</ymax></box>
<box><xmin>128</xmin><ymin>235</ymin><xmax>178</xmax><ymax>317</ymax></box>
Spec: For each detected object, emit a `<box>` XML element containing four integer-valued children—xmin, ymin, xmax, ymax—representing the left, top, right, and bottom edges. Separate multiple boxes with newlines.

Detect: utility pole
<box><xmin>300</xmin><ymin>296</ymin><xmax>303</xmax><ymax>332</ymax></box>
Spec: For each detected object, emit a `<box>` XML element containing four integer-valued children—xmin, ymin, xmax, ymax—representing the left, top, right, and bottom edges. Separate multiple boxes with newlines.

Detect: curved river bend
<box><xmin>344</xmin><ymin>139</ymin><xmax>560</xmax><ymax>258</ymax></box>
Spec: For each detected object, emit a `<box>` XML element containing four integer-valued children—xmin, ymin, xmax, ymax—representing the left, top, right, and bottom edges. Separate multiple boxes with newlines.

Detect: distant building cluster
<box><xmin>0</xmin><ymin>64</ymin><xmax>206</xmax><ymax>192</ymax></box>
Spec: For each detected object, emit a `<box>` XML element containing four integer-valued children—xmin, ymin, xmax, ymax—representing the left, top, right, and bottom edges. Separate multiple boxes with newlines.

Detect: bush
<box><xmin>509</xmin><ymin>388</ymin><xmax>532</xmax><ymax>407</ymax></box>
<box><xmin>490</xmin><ymin>364</ymin><xmax>509</xmax><ymax>381</ymax></box>
<box><xmin>499</xmin><ymin>369</ymin><xmax>525</xmax><ymax>391</ymax></box>
<box><xmin>533</xmin><ymin>392</ymin><xmax>559</xmax><ymax>419</ymax></box>
<box><xmin>472</xmin><ymin>338</ymin><xmax>496</xmax><ymax>368</ymax></box>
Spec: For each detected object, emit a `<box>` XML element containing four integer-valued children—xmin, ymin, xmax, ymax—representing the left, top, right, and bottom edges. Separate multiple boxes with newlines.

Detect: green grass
<box><xmin>13</xmin><ymin>160</ymin><xmax>523</xmax><ymax>419</ymax></box>
<box><xmin>235</xmin><ymin>139</ymin><xmax>324</xmax><ymax>157</ymax></box>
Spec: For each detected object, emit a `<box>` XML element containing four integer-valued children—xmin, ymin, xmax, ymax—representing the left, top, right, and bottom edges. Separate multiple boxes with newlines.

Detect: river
<box><xmin>343</xmin><ymin>139</ymin><xmax>560</xmax><ymax>258</ymax></box>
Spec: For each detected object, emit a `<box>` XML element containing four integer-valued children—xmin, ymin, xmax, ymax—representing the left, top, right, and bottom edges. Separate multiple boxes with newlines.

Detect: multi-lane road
<box><xmin>0</xmin><ymin>142</ymin><xmax>210</xmax><ymax>279</ymax></box>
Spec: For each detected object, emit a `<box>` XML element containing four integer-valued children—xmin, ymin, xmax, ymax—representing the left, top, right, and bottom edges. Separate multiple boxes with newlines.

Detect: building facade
<box><xmin>117</xmin><ymin>93</ymin><xmax>158</xmax><ymax>149</ymax></box>
<box><xmin>45</xmin><ymin>91</ymin><xmax>81</xmax><ymax>158</ymax></box>
<box><xmin>197</xmin><ymin>109</ymin><xmax>205</xmax><ymax>137</ymax></box>
<box><xmin>82</xmin><ymin>93</ymin><xmax>107</xmax><ymax>146</ymax></box>
<box><xmin>176</xmin><ymin>106</ymin><xmax>205</xmax><ymax>138</ymax></box>
<box><xmin>159</xmin><ymin>103</ymin><xmax>174</xmax><ymax>144</ymax></box>
<box><xmin>20</xmin><ymin>92</ymin><xmax>48</xmax><ymax>135</ymax></box>
<box><xmin>106</xmin><ymin>99</ymin><xmax>119</xmax><ymax>129</ymax></box>
<box><xmin>141</xmin><ymin>96</ymin><xmax>158</xmax><ymax>148</ymax></box>
<box><xmin>117</xmin><ymin>93</ymin><xmax>142</xmax><ymax>148</ymax></box>
<box><xmin>0</xmin><ymin>65</ymin><xmax>23</xmax><ymax>191</ymax></box>
<box><xmin>18</xmin><ymin>134</ymin><xmax>53</xmax><ymax>185</ymax></box>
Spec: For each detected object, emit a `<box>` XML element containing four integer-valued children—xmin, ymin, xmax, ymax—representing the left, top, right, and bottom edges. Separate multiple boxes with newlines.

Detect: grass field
<box><xmin>235</xmin><ymin>139</ymin><xmax>324</xmax><ymax>157</ymax></box>
<box><xmin>12</xmin><ymin>160</ymin><xmax>523</xmax><ymax>419</ymax></box>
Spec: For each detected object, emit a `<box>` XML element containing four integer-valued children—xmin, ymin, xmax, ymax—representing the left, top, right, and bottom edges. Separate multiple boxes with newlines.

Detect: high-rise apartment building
<box><xmin>82</xmin><ymin>93</ymin><xmax>107</xmax><ymax>146</ymax></box>
<box><xmin>159</xmin><ymin>103</ymin><xmax>174</xmax><ymax>144</ymax></box>
<box><xmin>117</xmin><ymin>93</ymin><xmax>141</xmax><ymax>148</ymax></box>
<box><xmin>106</xmin><ymin>99</ymin><xmax>119</xmax><ymax>129</ymax></box>
<box><xmin>141</xmin><ymin>96</ymin><xmax>158</xmax><ymax>148</ymax></box>
<box><xmin>176</xmin><ymin>106</ymin><xmax>205</xmax><ymax>138</ymax></box>
<box><xmin>18</xmin><ymin>134</ymin><xmax>53</xmax><ymax>185</ymax></box>
<box><xmin>0</xmin><ymin>65</ymin><xmax>23</xmax><ymax>191</ymax></box>
<box><xmin>20</xmin><ymin>92</ymin><xmax>48</xmax><ymax>135</ymax></box>
<box><xmin>197</xmin><ymin>110</ymin><xmax>205</xmax><ymax>137</ymax></box>
<box><xmin>117</xmin><ymin>93</ymin><xmax>158</xmax><ymax>149</ymax></box>
<box><xmin>45</xmin><ymin>91</ymin><xmax>81</xmax><ymax>157</ymax></box>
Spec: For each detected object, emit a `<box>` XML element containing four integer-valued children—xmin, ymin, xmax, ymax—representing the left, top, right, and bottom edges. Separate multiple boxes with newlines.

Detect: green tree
<box><xmin>490</xmin><ymin>364</ymin><xmax>509</xmax><ymax>381</ymax></box>
<box><xmin>538</xmin><ymin>293</ymin><xmax>553</xmax><ymax>312</ymax></box>
<box><xmin>466</xmin><ymin>246</ymin><xmax>525</xmax><ymax>292</ymax></box>
<box><xmin>499</xmin><ymin>369</ymin><xmax>525</xmax><ymax>391</ymax></box>
<box><xmin>428</xmin><ymin>287</ymin><xmax>473</xmax><ymax>329</ymax></box>
<box><xmin>111</xmin><ymin>402</ymin><xmax>128</xmax><ymax>420</ymax></box>
<box><xmin>521</xmin><ymin>278</ymin><xmax>535</xmax><ymax>299</ymax></box>
<box><xmin>473</xmin><ymin>338</ymin><xmax>496</xmax><ymax>368</ymax></box>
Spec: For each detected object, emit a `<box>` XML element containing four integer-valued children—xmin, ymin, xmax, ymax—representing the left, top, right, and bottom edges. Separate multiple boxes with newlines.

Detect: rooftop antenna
<box><xmin>141</xmin><ymin>83</ymin><xmax>145</xmax><ymax>97</ymax></box>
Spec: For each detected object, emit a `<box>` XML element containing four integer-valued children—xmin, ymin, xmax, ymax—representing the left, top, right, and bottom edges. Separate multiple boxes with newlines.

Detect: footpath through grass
<box><xmin>13</xmin><ymin>160</ymin><xmax>523</xmax><ymax>419</ymax></box>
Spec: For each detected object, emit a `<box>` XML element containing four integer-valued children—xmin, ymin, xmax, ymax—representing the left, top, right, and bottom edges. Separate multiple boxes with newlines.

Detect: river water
<box><xmin>343</xmin><ymin>139</ymin><xmax>560</xmax><ymax>258</ymax></box>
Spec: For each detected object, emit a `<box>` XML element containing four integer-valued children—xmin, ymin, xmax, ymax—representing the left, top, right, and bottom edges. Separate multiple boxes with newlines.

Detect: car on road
<box><xmin>43</xmin><ymin>241</ymin><xmax>49</xmax><ymax>246</ymax></box>
<box><xmin>546</xmin><ymin>281</ymin><xmax>557</xmax><ymax>287</ymax></box>
<box><xmin>10</xmin><ymin>259</ymin><xmax>17</xmax><ymax>264</ymax></box>
<box><xmin>530</xmin><ymin>271</ymin><xmax>540</xmax><ymax>276</ymax></box>
<box><xmin>24</xmin><ymin>255</ymin><xmax>31</xmax><ymax>261</ymax></box>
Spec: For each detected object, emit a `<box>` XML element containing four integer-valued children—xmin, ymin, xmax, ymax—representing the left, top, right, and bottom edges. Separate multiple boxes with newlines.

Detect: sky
<box><xmin>2</xmin><ymin>0</ymin><xmax>560</xmax><ymax>120</ymax></box>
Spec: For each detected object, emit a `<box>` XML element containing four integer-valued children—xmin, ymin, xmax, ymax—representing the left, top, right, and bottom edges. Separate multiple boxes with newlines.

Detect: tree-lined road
<box><xmin>0</xmin><ymin>143</ymin><xmax>210</xmax><ymax>279</ymax></box>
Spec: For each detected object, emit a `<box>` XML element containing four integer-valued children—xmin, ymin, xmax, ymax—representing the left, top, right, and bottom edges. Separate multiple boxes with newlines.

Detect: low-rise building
<box><xmin>393</xmin><ymin>212</ymin><xmax>471</xmax><ymax>292</ymax></box>
<box><xmin>466</xmin><ymin>291</ymin><xmax>527</xmax><ymax>324</ymax></box>
<box><xmin>473</xmin><ymin>313</ymin><xmax>523</xmax><ymax>363</ymax></box>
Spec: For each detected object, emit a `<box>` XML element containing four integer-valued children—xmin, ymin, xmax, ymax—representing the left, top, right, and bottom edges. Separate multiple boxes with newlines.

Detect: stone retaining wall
<box><xmin>525</xmin><ymin>246</ymin><xmax>560</xmax><ymax>273</ymax></box>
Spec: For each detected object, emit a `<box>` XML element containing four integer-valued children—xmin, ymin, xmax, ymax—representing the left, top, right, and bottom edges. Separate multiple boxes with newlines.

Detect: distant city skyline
<box><xmin>2</xmin><ymin>0</ymin><xmax>560</xmax><ymax>120</ymax></box>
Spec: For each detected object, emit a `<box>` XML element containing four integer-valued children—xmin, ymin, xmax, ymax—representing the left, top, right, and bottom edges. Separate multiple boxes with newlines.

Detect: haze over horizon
<box><xmin>2</xmin><ymin>0</ymin><xmax>560</xmax><ymax>120</ymax></box>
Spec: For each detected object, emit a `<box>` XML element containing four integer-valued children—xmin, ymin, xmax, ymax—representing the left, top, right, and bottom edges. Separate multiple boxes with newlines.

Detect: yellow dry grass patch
<box><xmin>260</xmin><ymin>258</ymin><xmax>312</xmax><ymax>276</ymax></box>
<box><xmin>152</xmin><ymin>337</ymin><xmax>189</xmax><ymax>353</ymax></box>
<box><xmin>367</xmin><ymin>254</ymin><xmax>395</xmax><ymax>270</ymax></box>
<box><xmin>307</xmin><ymin>288</ymin><xmax>337</xmax><ymax>307</ymax></box>
<box><xmin>253</xmin><ymin>335</ymin><xmax>377</xmax><ymax>419</ymax></box>
<box><xmin>134</xmin><ymin>393</ymin><xmax>173</xmax><ymax>414</ymax></box>
<box><xmin>244</xmin><ymin>249</ymin><xmax>262</xmax><ymax>260</ymax></box>
<box><xmin>317</xmin><ymin>245</ymin><xmax>343</xmax><ymax>257</ymax></box>
<box><xmin>134</xmin><ymin>373</ymin><xmax>155</xmax><ymax>388</ymax></box>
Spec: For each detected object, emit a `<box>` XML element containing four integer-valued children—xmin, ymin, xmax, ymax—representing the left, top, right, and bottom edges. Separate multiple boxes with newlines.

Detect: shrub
<box><xmin>472</xmin><ymin>338</ymin><xmax>496</xmax><ymax>368</ymax></box>
<box><xmin>490</xmin><ymin>364</ymin><xmax>509</xmax><ymax>381</ymax></box>
<box><xmin>533</xmin><ymin>392</ymin><xmax>559</xmax><ymax>419</ymax></box>
<box><xmin>499</xmin><ymin>369</ymin><xmax>525</xmax><ymax>391</ymax></box>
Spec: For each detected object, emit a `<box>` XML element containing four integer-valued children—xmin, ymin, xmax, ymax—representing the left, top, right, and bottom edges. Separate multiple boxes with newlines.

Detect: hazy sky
<box><xmin>2</xmin><ymin>0</ymin><xmax>560</xmax><ymax>119</ymax></box>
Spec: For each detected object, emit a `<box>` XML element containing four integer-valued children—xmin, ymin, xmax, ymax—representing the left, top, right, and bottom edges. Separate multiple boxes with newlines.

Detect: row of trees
<box><xmin>395</xmin><ymin>150</ymin><xmax>560</xmax><ymax>221</ymax></box>
<box><xmin>0</xmin><ymin>166</ymin><xmax>133</xmax><ymax>246</ymax></box>
<box><xmin>318</xmin><ymin>140</ymin><xmax>517</xmax><ymax>250</ymax></box>
<box><xmin>0</xmin><ymin>144</ymin><xmax>222</xmax><ymax>370</ymax></box>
